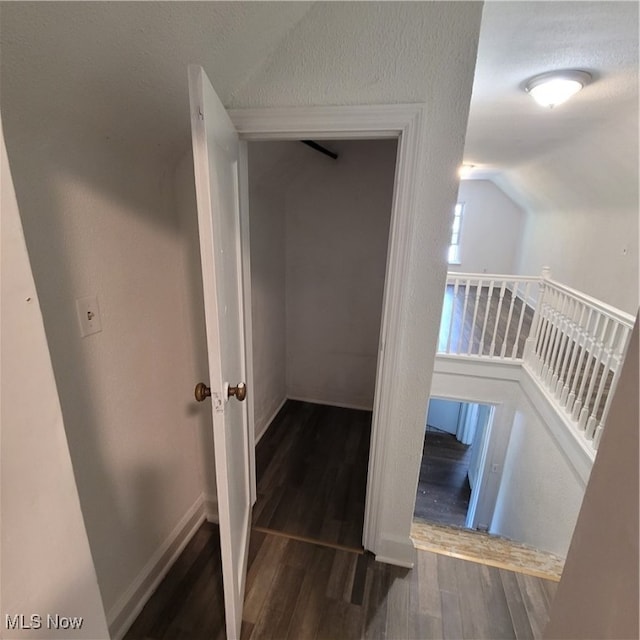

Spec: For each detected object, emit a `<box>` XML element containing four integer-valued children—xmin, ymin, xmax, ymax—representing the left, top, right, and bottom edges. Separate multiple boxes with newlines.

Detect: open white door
<box><xmin>188</xmin><ymin>65</ymin><xmax>252</xmax><ymax>640</ymax></box>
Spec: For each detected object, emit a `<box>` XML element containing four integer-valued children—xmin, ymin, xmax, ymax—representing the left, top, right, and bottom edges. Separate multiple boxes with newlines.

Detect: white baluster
<box><xmin>553</xmin><ymin>296</ymin><xmax>576</xmax><ymax>397</ymax></box>
<box><xmin>559</xmin><ymin>301</ymin><xmax>586</xmax><ymax>406</ymax></box>
<box><xmin>489</xmin><ymin>282</ymin><xmax>506</xmax><ymax>357</ymax></box>
<box><xmin>502</xmin><ymin>281</ymin><xmax>518</xmax><ymax>358</ymax></box>
<box><xmin>567</xmin><ymin>307</ymin><xmax>593</xmax><ymax>417</ymax></box>
<box><xmin>583</xmin><ymin>316</ymin><xmax>610</xmax><ymax>439</ymax></box>
<box><xmin>467</xmin><ymin>278</ymin><xmax>482</xmax><ymax>356</ymax></box>
<box><xmin>548</xmin><ymin>291</ymin><xmax>570</xmax><ymax>389</ymax></box>
<box><xmin>572</xmin><ymin>313</ymin><xmax>603</xmax><ymax>425</ymax></box>
<box><xmin>514</xmin><ymin>281</ymin><xmax>531</xmax><ymax>360</ymax></box>
<box><xmin>457</xmin><ymin>280</ymin><xmax>471</xmax><ymax>354</ymax></box>
<box><xmin>524</xmin><ymin>276</ymin><xmax>546</xmax><ymax>366</ymax></box>
<box><xmin>479</xmin><ymin>280</ymin><xmax>495</xmax><ymax>356</ymax></box>
<box><xmin>445</xmin><ymin>279</ymin><xmax>459</xmax><ymax>354</ymax></box>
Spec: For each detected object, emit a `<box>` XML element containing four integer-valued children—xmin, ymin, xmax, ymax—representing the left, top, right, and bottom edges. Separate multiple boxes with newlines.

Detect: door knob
<box><xmin>195</xmin><ymin>382</ymin><xmax>247</xmax><ymax>402</ymax></box>
<box><xmin>195</xmin><ymin>382</ymin><xmax>211</xmax><ymax>402</ymax></box>
<box><xmin>227</xmin><ymin>382</ymin><xmax>247</xmax><ymax>402</ymax></box>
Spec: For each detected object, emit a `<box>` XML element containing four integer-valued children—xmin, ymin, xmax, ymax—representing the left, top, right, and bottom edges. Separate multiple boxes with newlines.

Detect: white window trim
<box><xmin>448</xmin><ymin>202</ymin><xmax>464</xmax><ymax>265</ymax></box>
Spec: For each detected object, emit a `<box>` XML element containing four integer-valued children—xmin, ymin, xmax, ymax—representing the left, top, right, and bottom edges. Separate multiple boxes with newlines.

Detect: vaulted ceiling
<box><xmin>463</xmin><ymin>1</ymin><xmax>638</xmax><ymax>213</ymax></box>
<box><xmin>1</xmin><ymin>1</ymin><xmax>637</xmax><ymax>214</ymax></box>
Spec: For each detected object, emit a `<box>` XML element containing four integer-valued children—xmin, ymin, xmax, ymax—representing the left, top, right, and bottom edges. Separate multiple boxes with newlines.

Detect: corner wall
<box><xmin>544</xmin><ymin>317</ymin><xmax>638</xmax><ymax>639</ymax></box>
<box><xmin>431</xmin><ymin>360</ymin><xmax>587</xmax><ymax>557</ymax></box>
<box><xmin>509</xmin><ymin>107</ymin><xmax>639</xmax><ymax>315</ymax></box>
<box><xmin>229</xmin><ymin>1</ymin><xmax>484</xmax><ymax>565</ymax></box>
<box><xmin>246</xmin><ymin>143</ymin><xmax>288</xmax><ymax>439</ymax></box>
<box><xmin>1</xmin><ymin>121</ymin><xmax>110</xmax><ymax>639</ymax></box>
<box><xmin>450</xmin><ymin>179</ymin><xmax>525</xmax><ymax>275</ymax></box>
<box><xmin>2</xmin><ymin>118</ymin><xmax>209</xmax><ymax>625</ymax></box>
<box><xmin>491</xmin><ymin>399</ymin><xmax>586</xmax><ymax>557</ymax></box>
<box><xmin>285</xmin><ymin>139</ymin><xmax>397</xmax><ymax>410</ymax></box>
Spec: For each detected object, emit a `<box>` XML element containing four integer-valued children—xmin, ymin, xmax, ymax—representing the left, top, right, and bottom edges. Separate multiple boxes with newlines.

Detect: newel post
<box><xmin>523</xmin><ymin>266</ymin><xmax>551</xmax><ymax>364</ymax></box>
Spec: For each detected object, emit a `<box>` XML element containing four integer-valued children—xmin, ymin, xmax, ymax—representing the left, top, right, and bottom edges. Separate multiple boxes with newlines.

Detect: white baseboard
<box><xmin>107</xmin><ymin>494</ymin><xmax>207</xmax><ymax>640</ymax></box>
<box><xmin>375</xmin><ymin>533</ymin><xmax>417</xmax><ymax>568</ymax></box>
<box><xmin>255</xmin><ymin>397</ymin><xmax>287</xmax><ymax>445</ymax></box>
<box><xmin>287</xmin><ymin>395</ymin><xmax>373</xmax><ymax>412</ymax></box>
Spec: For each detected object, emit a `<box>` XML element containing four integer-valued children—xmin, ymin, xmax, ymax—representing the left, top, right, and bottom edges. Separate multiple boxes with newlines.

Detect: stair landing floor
<box><xmin>411</xmin><ymin>519</ymin><xmax>564</xmax><ymax>581</ymax></box>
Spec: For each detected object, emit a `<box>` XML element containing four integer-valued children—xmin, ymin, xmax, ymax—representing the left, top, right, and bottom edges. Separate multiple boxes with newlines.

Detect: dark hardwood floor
<box><xmin>124</xmin><ymin>520</ymin><xmax>557</xmax><ymax>640</ymax></box>
<box><xmin>414</xmin><ymin>430</ymin><xmax>473</xmax><ymax>528</ymax></box>
<box><xmin>125</xmin><ymin>401</ymin><xmax>557</xmax><ymax>639</ymax></box>
<box><xmin>253</xmin><ymin>400</ymin><xmax>371</xmax><ymax>550</ymax></box>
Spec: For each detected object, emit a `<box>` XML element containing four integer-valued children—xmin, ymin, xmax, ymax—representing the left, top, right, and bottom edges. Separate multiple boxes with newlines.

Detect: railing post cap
<box><xmin>541</xmin><ymin>266</ymin><xmax>552</xmax><ymax>279</ymax></box>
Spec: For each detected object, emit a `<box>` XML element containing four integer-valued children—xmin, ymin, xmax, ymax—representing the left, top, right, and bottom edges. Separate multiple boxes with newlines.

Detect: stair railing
<box><xmin>438</xmin><ymin>269</ymin><xmax>635</xmax><ymax>450</ymax></box>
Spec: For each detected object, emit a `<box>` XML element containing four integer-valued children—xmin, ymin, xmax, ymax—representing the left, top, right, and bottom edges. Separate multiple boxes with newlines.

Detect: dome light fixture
<box><xmin>458</xmin><ymin>163</ymin><xmax>475</xmax><ymax>178</ymax></box>
<box><xmin>525</xmin><ymin>70</ymin><xmax>592</xmax><ymax>108</ymax></box>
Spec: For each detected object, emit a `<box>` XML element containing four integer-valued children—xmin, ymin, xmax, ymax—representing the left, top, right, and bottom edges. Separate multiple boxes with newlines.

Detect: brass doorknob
<box><xmin>228</xmin><ymin>382</ymin><xmax>247</xmax><ymax>402</ymax></box>
<box><xmin>194</xmin><ymin>382</ymin><xmax>211</xmax><ymax>402</ymax></box>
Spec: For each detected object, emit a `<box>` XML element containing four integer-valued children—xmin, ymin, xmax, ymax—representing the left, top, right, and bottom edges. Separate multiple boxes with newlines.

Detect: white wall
<box><xmin>491</xmin><ymin>401</ymin><xmax>586</xmax><ymax>557</ymax></box>
<box><xmin>427</xmin><ymin>398</ymin><xmax>462</xmax><ymax>435</ymax></box>
<box><xmin>431</xmin><ymin>360</ymin><xmax>587</xmax><ymax>556</ymax></box>
<box><xmin>503</xmin><ymin>107</ymin><xmax>639</xmax><ymax>315</ymax></box>
<box><xmin>230</xmin><ymin>2</ymin><xmax>483</xmax><ymax>564</ymax></box>
<box><xmin>1</xmin><ymin>122</ymin><xmax>110</xmax><ymax>639</ymax></box>
<box><xmin>285</xmin><ymin>139</ymin><xmax>397</xmax><ymax>410</ymax></box>
<box><xmin>2</xmin><ymin>117</ymin><xmax>210</xmax><ymax>630</ymax></box>
<box><xmin>3</xmin><ymin>0</ymin><xmax>483</xmax><ymax>573</ymax></box>
<box><xmin>545</xmin><ymin>316</ymin><xmax>638</xmax><ymax>639</ymax></box>
<box><xmin>450</xmin><ymin>179</ymin><xmax>525</xmax><ymax>274</ymax></box>
<box><xmin>247</xmin><ymin>139</ymin><xmax>396</xmax><ymax>419</ymax></box>
<box><xmin>246</xmin><ymin>143</ymin><xmax>288</xmax><ymax>439</ymax></box>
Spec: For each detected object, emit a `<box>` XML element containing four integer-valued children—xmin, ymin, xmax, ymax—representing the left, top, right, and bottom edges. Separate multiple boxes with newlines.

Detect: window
<box><xmin>448</xmin><ymin>203</ymin><xmax>463</xmax><ymax>264</ymax></box>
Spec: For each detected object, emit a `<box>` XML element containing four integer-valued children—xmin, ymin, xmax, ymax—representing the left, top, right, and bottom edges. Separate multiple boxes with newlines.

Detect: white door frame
<box><xmin>229</xmin><ymin>104</ymin><xmax>427</xmax><ymax>554</ymax></box>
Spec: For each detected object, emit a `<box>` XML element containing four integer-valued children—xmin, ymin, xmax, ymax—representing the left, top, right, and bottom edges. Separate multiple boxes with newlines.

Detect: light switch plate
<box><xmin>76</xmin><ymin>295</ymin><xmax>102</xmax><ymax>337</ymax></box>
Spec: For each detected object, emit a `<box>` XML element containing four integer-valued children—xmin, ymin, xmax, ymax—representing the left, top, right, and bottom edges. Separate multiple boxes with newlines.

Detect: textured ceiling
<box><xmin>464</xmin><ymin>1</ymin><xmax>638</xmax><ymax>181</ymax></box>
<box><xmin>0</xmin><ymin>2</ymin><xmax>314</xmax><ymax>160</ymax></box>
<box><xmin>1</xmin><ymin>1</ymin><xmax>637</xmax><ymax>213</ymax></box>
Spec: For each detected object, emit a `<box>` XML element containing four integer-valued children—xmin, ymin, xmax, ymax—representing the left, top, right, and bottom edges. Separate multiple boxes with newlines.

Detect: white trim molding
<box><xmin>108</xmin><ymin>495</ymin><xmax>207</xmax><ymax>640</ymax></box>
<box><xmin>229</xmin><ymin>104</ymin><xmax>428</xmax><ymax>566</ymax></box>
<box><xmin>255</xmin><ymin>396</ymin><xmax>288</xmax><ymax>445</ymax></box>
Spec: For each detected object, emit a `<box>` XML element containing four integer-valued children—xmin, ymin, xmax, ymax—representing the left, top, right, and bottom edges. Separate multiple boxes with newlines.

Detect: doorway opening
<box><xmin>245</xmin><ymin>138</ymin><xmax>398</xmax><ymax>550</ymax></box>
<box><xmin>414</xmin><ymin>397</ymin><xmax>494</xmax><ymax>530</ymax></box>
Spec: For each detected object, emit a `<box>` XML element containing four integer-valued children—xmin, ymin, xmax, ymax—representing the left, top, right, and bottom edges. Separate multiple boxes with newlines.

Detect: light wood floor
<box><xmin>124</xmin><ymin>521</ymin><xmax>557</xmax><ymax>639</ymax></box>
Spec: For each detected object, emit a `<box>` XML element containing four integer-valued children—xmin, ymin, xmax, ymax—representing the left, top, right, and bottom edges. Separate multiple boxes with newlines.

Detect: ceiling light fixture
<box><xmin>525</xmin><ymin>70</ymin><xmax>592</xmax><ymax>108</ymax></box>
<box><xmin>459</xmin><ymin>164</ymin><xmax>475</xmax><ymax>178</ymax></box>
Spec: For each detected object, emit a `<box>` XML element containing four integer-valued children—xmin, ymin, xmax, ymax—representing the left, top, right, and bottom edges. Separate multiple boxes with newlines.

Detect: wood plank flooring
<box><xmin>124</xmin><ymin>521</ymin><xmax>557</xmax><ymax>640</ymax></box>
<box><xmin>253</xmin><ymin>400</ymin><xmax>371</xmax><ymax>550</ymax></box>
<box><xmin>414</xmin><ymin>431</ymin><xmax>472</xmax><ymax>528</ymax></box>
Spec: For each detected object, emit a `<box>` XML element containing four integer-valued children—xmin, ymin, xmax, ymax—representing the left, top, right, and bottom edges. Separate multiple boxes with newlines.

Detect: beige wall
<box><xmin>2</xmin><ymin>118</ymin><xmax>209</xmax><ymax>626</ymax></box>
<box><xmin>545</xmin><ymin>317</ymin><xmax>639</xmax><ymax>639</ymax></box>
<box><xmin>491</xmin><ymin>402</ymin><xmax>585</xmax><ymax>557</ymax></box>
<box><xmin>247</xmin><ymin>139</ymin><xmax>396</xmax><ymax>427</ymax></box>
<box><xmin>1</xmin><ymin>122</ymin><xmax>110</xmax><ymax>638</ymax></box>
<box><xmin>450</xmin><ymin>179</ymin><xmax>525</xmax><ymax>275</ymax></box>
<box><xmin>247</xmin><ymin>143</ymin><xmax>288</xmax><ymax>439</ymax></box>
<box><xmin>285</xmin><ymin>139</ymin><xmax>397</xmax><ymax>410</ymax></box>
<box><xmin>231</xmin><ymin>2</ymin><xmax>483</xmax><ymax>563</ymax></box>
<box><xmin>510</xmin><ymin>108</ymin><xmax>639</xmax><ymax>315</ymax></box>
